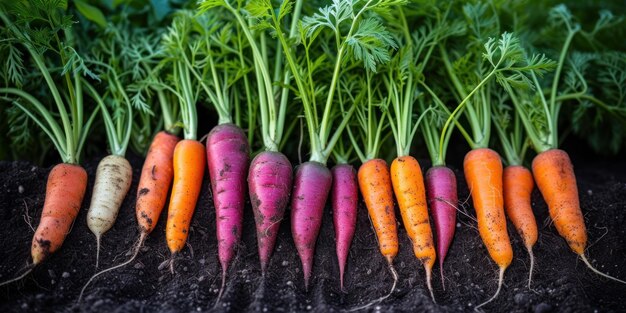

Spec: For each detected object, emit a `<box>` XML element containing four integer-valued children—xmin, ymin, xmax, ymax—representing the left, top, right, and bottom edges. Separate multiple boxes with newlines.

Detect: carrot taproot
<box><xmin>390</xmin><ymin>155</ymin><xmax>436</xmax><ymax>301</ymax></box>
<box><xmin>532</xmin><ymin>149</ymin><xmax>625</xmax><ymax>284</ymax></box>
<box><xmin>503</xmin><ymin>165</ymin><xmax>537</xmax><ymax>289</ymax></box>
<box><xmin>165</xmin><ymin>139</ymin><xmax>206</xmax><ymax>269</ymax></box>
<box><xmin>464</xmin><ymin>148</ymin><xmax>512</xmax><ymax>310</ymax></box>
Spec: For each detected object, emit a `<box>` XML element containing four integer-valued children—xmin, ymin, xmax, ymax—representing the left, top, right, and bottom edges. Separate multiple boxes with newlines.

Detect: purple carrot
<box><xmin>248</xmin><ymin>151</ymin><xmax>293</xmax><ymax>274</ymax></box>
<box><xmin>425</xmin><ymin>165</ymin><xmax>458</xmax><ymax>289</ymax></box>
<box><xmin>331</xmin><ymin>164</ymin><xmax>358</xmax><ymax>291</ymax></box>
<box><xmin>206</xmin><ymin>123</ymin><xmax>250</xmax><ymax>296</ymax></box>
<box><xmin>290</xmin><ymin>161</ymin><xmax>332</xmax><ymax>291</ymax></box>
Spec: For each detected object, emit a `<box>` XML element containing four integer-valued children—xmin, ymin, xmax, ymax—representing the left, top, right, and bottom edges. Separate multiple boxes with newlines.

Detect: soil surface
<box><xmin>1</xmin><ymin>152</ymin><xmax>625</xmax><ymax>313</ymax></box>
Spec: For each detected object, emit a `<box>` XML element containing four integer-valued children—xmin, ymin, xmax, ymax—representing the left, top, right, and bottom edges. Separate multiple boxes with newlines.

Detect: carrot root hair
<box><xmin>580</xmin><ymin>254</ymin><xmax>626</xmax><ymax>285</ymax></box>
<box><xmin>528</xmin><ymin>247</ymin><xmax>535</xmax><ymax>289</ymax></box>
<box><xmin>77</xmin><ymin>232</ymin><xmax>147</xmax><ymax>304</ymax></box>
<box><xmin>475</xmin><ymin>266</ymin><xmax>505</xmax><ymax>312</ymax></box>
<box><xmin>214</xmin><ymin>269</ymin><xmax>227</xmax><ymax>308</ymax></box>
<box><xmin>0</xmin><ymin>264</ymin><xmax>35</xmax><ymax>287</ymax></box>
<box><xmin>346</xmin><ymin>261</ymin><xmax>398</xmax><ymax>312</ymax></box>
<box><xmin>94</xmin><ymin>234</ymin><xmax>102</xmax><ymax>270</ymax></box>
<box><xmin>426</xmin><ymin>265</ymin><xmax>435</xmax><ymax>303</ymax></box>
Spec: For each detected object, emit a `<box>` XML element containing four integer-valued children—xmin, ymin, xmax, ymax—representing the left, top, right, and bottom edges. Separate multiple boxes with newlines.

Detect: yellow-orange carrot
<box><xmin>503</xmin><ymin>165</ymin><xmax>537</xmax><ymax>288</ymax></box>
<box><xmin>166</xmin><ymin>139</ymin><xmax>205</xmax><ymax>258</ymax></box>
<box><xmin>464</xmin><ymin>148</ymin><xmax>512</xmax><ymax>310</ymax></box>
<box><xmin>390</xmin><ymin>156</ymin><xmax>436</xmax><ymax>301</ymax></box>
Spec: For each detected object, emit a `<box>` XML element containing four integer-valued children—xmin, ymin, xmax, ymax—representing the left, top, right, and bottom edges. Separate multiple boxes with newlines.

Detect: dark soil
<box><xmin>1</xmin><ymin>152</ymin><xmax>625</xmax><ymax>313</ymax></box>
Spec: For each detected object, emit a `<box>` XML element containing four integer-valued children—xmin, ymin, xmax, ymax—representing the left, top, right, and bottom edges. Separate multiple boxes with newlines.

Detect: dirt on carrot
<box><xmin>0</xmin><ymin>153</ymin><xmax>625</xmax><ymax>312</ymax></box>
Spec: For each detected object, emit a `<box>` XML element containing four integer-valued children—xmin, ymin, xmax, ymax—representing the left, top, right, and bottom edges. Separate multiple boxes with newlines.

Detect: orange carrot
<box><xmin>137</xmin><ymin>131</ymin><xmax>180</xmax><ymax>235</ymax></box>
<box><xmin>0</xmin><ymin>164</ymin><xmax>88</xmax><ymax>288</ymax></box>
<box><xmin>166</xmin><ymin>139</ymin><xmax>206</xmax><ymax>260</ymax></box>
<box><xmin>503</xmin><ymin>165</ymin><xmax>537</xmax><ymax>288</ymax></box>
<box><xmin>464</xmin><ymin>148</ymin><xmax>513</xmax><ymax>310</ymax></box>
<box><xmin>348</xmin><ymin>158</ymin><xmax>399</xmax><ymax>310</ymax></box>
<box><xmin>390</xmin><ymin>156</ymin><xmax>436</xmax><ymax>301</ymax></box>
<box><xmin>358</xmin><ymin>159</ymin><xmax>399</xmax><ymax>263</ymax></box>
<box><xmin>32</xmin><ymin>164</ymin><xmax>88</xmax><ymax>265</ymax></box>
<box><xmin>532</xmin><ymin>149</ymin><xmax>625</xmax><ymax>284</ymax></box>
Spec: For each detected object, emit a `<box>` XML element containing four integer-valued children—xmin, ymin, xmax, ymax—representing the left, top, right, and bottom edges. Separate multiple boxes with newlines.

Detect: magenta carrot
<box><xmin>206</xmin><ymin>123</ymin><xmax>249</xmax><ymax>283</ymax></box>
<box><xmin>249</xmin><ymin>151</ymin><xmax>293</xmax><ymax>273</ymax></box>
<box><xmin>291</xmin><ymin>161</ymin><xmax>333</xmax><ymax>290</ymax></box>
<box><xmin>331</xmin><ymin>163</ymin><xmax>358</xmax><ymax>291</ymax></box>
<box><xmin>425</xmin><ymin>166</ymin><xmax>457</xmax><ymax>288</ymax></box>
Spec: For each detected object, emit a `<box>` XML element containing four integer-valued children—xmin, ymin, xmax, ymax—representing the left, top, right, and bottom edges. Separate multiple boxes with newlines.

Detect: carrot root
<box><xmin>347</xmin><ymin>262</ymin><xmax>398</xmax><ymax>312</ymax></box>
<box><xmin>0</xmin><ymin>265</ymin><xmax>34</xmax><ymax>288</ymax></box>
<box><xmin>474</xmin><ymin>266</ymin><xmax>505</xmax><ymax>312</ymax></box>
<box><xmin>579</xmin><ymin>254</ymin><xmax>626</xmax><ymax>285</ymax></box>
<box><xmin>215</xmin><ymin>269</ymin><xmax>228</xmax><ymax>308</ymax></box>
<box><xmin>77</xmin><ymin>232</ymin><xmax>147</xmax><ymax>303</ymax></box>
<box><xmin>528</xmin><ymin>246</ymin><xmax>535</xmax><ymax>289</ymax></box>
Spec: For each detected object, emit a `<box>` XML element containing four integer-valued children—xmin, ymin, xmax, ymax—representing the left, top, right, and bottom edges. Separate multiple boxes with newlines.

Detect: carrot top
<box><xmin>499</xmin><ymin>5</ymin><xmax>624</xmax><ymax>154</ymax></box>
<box><xmin>0</xmin><ymin>4</ymin><xmax>99</xmax><ymax>165</ymax></box>
<box><xmin>436</xmin><ymin>3</ymin><xmax>555</xmax><ymax>152</ymax></box>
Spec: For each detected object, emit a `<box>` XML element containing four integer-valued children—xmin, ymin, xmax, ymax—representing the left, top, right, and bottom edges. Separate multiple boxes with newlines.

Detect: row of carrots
<box><xmin>2</xmin><ymin>117</ymin><xmax>624</xmax><ymax>309</ymax></box>
<box><xmin>1</xmin><ymin>0</ymin><xmax>625</xmax><ymax>311</ymax></box>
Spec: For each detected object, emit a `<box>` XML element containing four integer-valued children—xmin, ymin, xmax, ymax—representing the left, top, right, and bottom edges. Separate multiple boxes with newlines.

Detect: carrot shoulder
<box><xmin>32</xmin><ymin>163</ymin><xmax>88</xmax><ymax>265</ymax></box>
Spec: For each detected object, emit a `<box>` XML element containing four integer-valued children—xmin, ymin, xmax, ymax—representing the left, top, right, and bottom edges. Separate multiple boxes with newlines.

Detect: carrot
<box><xmin>464</xmin><ymin>148</ymin><xmax>513</xmax><ymax>310</ymax></box>
<box><xmin>532</xmin><ymin>149</ymin><xmax>625</xmax><ymax>284</ymax></box>
<box><xmin>33</xmin><ymin>164</ymin><xmax>88</xmax><ymax>265</ymax></box>
<box><xmin>77</xmin><ymin>131</ymin><xmax>179</xmax><ymax>302</ymax></box>
<box><xmin>136</xmin><ymin>131</ymin><xmax>180</xmax><ymax>235</ymax></box>
<box><xmin>390</xmin><ymin>156</ymin><xmax>436</xmax><ymax>301</ymax></box>
<box><xmin>291</xmin><ymin>161</ymin><xmax>332</xmax><ymax>290</ymax></box>
<box><xmin>359</xmin><ymin>159</ymin><xmax>398</xmax><ymax>263</ymax></box>
<box><xmin>86</xmin><ymin>155</ymin><xmax>133</xmax><ymax>269</ymax></box>
<box><xmin>331</xmin><ymin>163</ymin><xmax>358</xmax><ymax>291</ymax></box>
<box><xmin>206</xmin><ymin>123</ymin><xmax>249</xmax><ymax>301</ymax></box>
<box><xmin>1</xmin><ymin>164</ymin><xmax>88</xmax><ymax>287</ymax></box>
<box><xmin>355</xmin><ymin>158</ymin><xmax>399</xmax><ymax>305</ymax></box>
<box><xmin>165</xmin><ymin>139</ymin><xmax>206</xmax><ymax>268</ymax></box>
<box><xmin>503</xmin><ymin>165</ymin><xmax>537</xmax><ymax>288</ymax></box>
